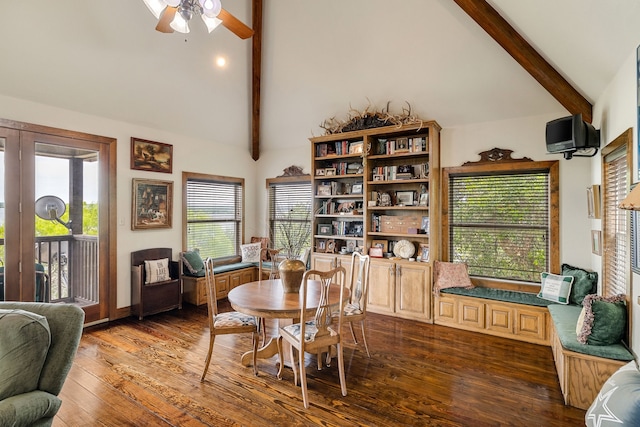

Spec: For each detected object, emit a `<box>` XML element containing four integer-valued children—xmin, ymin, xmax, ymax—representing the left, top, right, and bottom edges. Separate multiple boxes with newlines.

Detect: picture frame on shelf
<box><xmin>315</xmin><ymin>168</ymin><xmax>326</xmax><ymax>176</ymax></box>
<box><xmin>316</xmin><ymin>239</ymin><xmax>326</xmax><ymax>253</ymax></box>
<box><xmin>372</xmin><ymin>239</ymin><xmax>388</xmax><ymax>253</ymax></box>
<box><xmin>317</xmin><ymin>224</ymin><xmax>332</xmax><ymax>236</ymax></box>
<box><xmin>418</xmin><ymin>192</ymin><xmax>429</xmax><ymax>206</ymax></box>
<box><xmin>130</xmin><ymin>137</ymin><xmax>173</xmax><ymax>174</ymax></box>
<box><xmin>419</xmin><ymin>243</ymin><xmax>430</xmax><ymax>262</ymax></box>
<box><xmin>396</xmin><ymin>137</ymin><xmax>409</xmax><ymax>152</ymax></box>
<box><xmin>326</xmin><ymin>239</ymin><xmax>336</xmax><ymax>254</ymax></box>
<box><xmin>349</xmin><ymin>141</ymin><xmax>364</xmax><ymax>154</ymax></box>
<box><xmin>421</xmin><ymin>216</ymin><xmax>430</xmax><ymax>233</ymax></box>
<box><xmin>346</xmin><ymin>240</ymin><xmax>357</xmax><ymax>253</ymax></box>
<box><xmin>396</xmin><ymin>191</ymin><xmax>414</xmax><ymax>206</ymax></box>
<box><xmin>317</xmin><ymin>184</ymin><xmax>332</xmax><ymax>196</ymax></box>
<box><xmin>132</xmin><ymin>178</ymin><xmax>173</xmax><ymax>230</ymax></box>
<box><xmin>373</xmin><ymin>174</ymin><xmax>384</xmax><ymax>181</ymax></box>
<box><xmin>351</xmin><ymin>183</ymin><xmax>363</xmax><ymax>194</ymax></box>
<box><xmin>325</xmin><ymin>168</ymin><xmax>337</xmax><ymax>176</ymax></box>
<box><xmin>591</xmin><ymin>230</ymin><xmax>602</xmax><ymax>255</ymax></box>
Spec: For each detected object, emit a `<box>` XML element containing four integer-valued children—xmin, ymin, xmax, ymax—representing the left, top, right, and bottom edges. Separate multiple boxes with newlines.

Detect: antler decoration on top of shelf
<box><xmin>319</xmin><ymin>101</ymin><xmax>424</xmax><ymax>135</ymax></box>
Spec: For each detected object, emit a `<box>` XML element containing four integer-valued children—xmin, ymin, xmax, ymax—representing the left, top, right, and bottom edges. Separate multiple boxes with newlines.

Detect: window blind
<box><xmin>603</xmin><ymin>146</ymin><xmax>628</xmax><ymax>297</ymax></box>
<box><xmin>186</xmin><ymin>178</ymin><xmax>242</xmax><ymax>260</ymax></box>
<box><xmin>449</xmin><ymin>172</ymin><xmax>550</xmax><ymax>282</ymax></box>
<box><xmin>268</xmin><ymin>181</ymin><xmax>312</xmax><ymax>258</ymax></box>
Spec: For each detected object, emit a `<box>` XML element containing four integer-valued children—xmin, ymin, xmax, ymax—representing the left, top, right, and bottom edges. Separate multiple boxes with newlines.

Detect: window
<box><xmin>183</xmin><ymin>173</ymin><xmax>243</xmax><ymax>260</ymax></box>
<box><xmin>602</xmin><ymin>129</ymin><xmax>632</xmax><ymax>297</ymax></box>
<box><xmin>267</xmin><ymin>178</ymin><xmax>312</xmax><ymax>258</ymax></box>
<box><xmin>443</xmin><ymin>160</ymin><xmax>559</xmax><ymax>283</ymax></box>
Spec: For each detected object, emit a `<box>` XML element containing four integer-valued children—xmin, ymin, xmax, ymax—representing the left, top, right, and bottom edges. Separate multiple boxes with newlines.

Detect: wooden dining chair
<box><xmin>258</xmin><ymin>248</ymin><xmax>282</xmax><ymax>280</ymax></box>
<box><xmin>343</xmin><ymin>251</ymin><xmax>371</xmax><ymax>357</ymax></box>
<box><xmin>276</xmin><ymin>266</ymin><xmax>347</xmax><ymax>409</ymax></box>
<box><xmin>200</xmin><ymin>257</ymin><xmax>259</xmax><ymax>382</ymax></box>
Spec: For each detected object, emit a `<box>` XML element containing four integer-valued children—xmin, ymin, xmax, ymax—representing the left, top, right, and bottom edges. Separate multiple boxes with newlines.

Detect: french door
<box><xmin>0</xmin><ymin>119</ymin><xmax>116</xmax><ymax>323</ymax></box>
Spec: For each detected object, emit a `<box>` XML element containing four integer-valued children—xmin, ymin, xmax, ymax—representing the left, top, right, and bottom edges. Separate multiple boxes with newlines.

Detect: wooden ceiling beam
<box><xmin>453</xmin><ymin>0</ymin><xmax>593</xmax><ymax>123</ymax></box>
<box><xmin>251</xmin><ymin>0</ymin><xmax>263</xmax><ymax>161</ymax></box>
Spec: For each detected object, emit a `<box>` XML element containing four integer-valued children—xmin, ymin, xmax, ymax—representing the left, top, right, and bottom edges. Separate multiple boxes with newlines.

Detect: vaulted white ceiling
<box><xmin>1</xmin><ymin>1</ymin><xmax>639</xmax><ymax>152</ymax></box>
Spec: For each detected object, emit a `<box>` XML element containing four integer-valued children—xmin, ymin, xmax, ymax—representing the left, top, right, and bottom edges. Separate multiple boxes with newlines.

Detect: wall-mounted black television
<box><xmin>545</xmin><ymin>113</ymin><xmax>600</xmax><ymax>159</ymax></box>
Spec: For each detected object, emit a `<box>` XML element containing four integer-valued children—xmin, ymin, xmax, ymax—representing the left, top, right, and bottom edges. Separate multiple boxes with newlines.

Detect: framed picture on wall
<box><xmin>131</xmin><ymin>137</ymin><xmax>173</xmax><ymax>173</ymax></box>
<box><xmin>132</xmin><ymin>178</ymin><xmax>173</xmax><ymax>230</ymax></box>
<box><xmin>587</xmin><ymin>185</ymin><xmax>601</xmax><ymax>219</ymax></box>
<box><xmin>591</xmin><ymin>230</ymin><xmax>602</xmax><ymax>256</ymax></box>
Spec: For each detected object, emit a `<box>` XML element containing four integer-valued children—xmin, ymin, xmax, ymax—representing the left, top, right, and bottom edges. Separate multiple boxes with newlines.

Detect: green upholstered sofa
<box><xmin>0</xmin><ymin>302</ymin><xmax>84</xmax><ymax>426</ymax></box>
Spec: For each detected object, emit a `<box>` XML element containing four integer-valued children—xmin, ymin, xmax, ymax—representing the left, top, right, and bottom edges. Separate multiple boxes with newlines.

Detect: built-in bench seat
<box><xmin>547</xmin><ymin>303</ymin><xmax>633</xmax><ymax>410</ymax></box>
<box><xmin>182</xmin><ymin>262</ymin><xmax>257</xmax><ymax>306</ymax></box>
<box><xmin>434</xmin><ymin>285</ymin><xmax>551</xmax><ymax>345</ymax></box>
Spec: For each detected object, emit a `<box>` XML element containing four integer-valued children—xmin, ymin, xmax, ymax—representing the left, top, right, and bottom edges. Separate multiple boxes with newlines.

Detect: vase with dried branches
<box><xmin>274</xmin><ymin>204</ymin><xmax>314</xmax><ymax>293</ymax></box>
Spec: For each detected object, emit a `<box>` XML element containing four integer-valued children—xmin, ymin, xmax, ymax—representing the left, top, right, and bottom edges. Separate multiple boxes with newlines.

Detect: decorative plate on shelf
<box><xmin>393</xmin><ymin>239</ymin><xmax>415</xmax><ymax>259</ymax></box>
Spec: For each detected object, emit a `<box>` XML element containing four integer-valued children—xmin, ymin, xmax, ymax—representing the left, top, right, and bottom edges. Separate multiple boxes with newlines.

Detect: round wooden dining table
<box><xmin>227</xmin><ymin>278</ymin><xmax>348</xmax><ymax>367</ymax></box>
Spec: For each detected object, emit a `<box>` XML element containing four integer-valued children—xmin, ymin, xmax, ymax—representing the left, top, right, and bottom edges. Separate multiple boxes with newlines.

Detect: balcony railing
<box><xmin>34</xmin><ymin>235</ymin><xmax>99</xmax><ymax>304</ymax></box>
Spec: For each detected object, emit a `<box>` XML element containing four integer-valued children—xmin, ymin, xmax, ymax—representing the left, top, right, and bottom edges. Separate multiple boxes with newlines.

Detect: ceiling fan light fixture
<box><xmin>200</xmin><ymin>0</ymin><xmax>222</xmax><ymax>18</ymax></box>
<box><xmin>142</xmin><ymin>0</ymin><xmax>167</xmax><ymax>19</ymax></box>
<box><xmin>170</xmin><ymin>12</ymin><xmax>190</xmax><ymax>33</ymax></box>
<box><xmin>201</xmin><ymin>14</ymin><xmax>222</xmax><ymax>33</ymax></box>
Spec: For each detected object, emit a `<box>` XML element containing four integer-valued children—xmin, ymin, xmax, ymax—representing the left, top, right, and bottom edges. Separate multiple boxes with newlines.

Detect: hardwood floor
<box><xmin>54</xmin><ymin>302</ymin><xmax>586</xmax><ymax>426</ymax></box>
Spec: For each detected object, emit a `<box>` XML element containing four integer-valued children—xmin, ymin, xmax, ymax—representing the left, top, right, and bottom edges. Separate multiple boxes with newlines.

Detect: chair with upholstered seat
<box><xmin>277</xmin><ymin>266</ymin><xmax>347</xmax><ymax>408</ymax></box>
<box><xmin>342</xmin><ymin>251</ymin><xmax>371</xmax><ymax>357</ymax></box>
<box><xmin>200</xmin><ymin>257</ymin><xmax>259</xmax><ymax>381</ymax></box>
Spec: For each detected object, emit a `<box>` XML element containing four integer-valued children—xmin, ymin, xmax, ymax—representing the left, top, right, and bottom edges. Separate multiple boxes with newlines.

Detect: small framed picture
<box><xmin>373</xmin><ymin>174</ymin><xmax>384</xmax><ymax>181</ymax></box>
<box><xmin>317</xmin><ymin>184</ymin><xmax>332</xmax><ymax>196</ymax></box>
<box><xmin>316</xmin><ymin>168</ymin><xmax>326</xmax><ymax>176</ymax></box>
<box><xmin>318</xmin><ymin>224</ymin><xmax>332</xmax><ymax>236</ymax></box>
<box><xmin>418</xmin><ymin>192</ymin><xmax>429</xmax><ymax>206</ymax></box>
<box><xmin>346</xmin><ymin>240</ymin><xmax>357</xmax><ymax>253</ymax></box>
<box><xmin>419</xmin><ymin>244</ymin><xmax>430</xmax><ymax>262</ymax></box>
<box><xmin>349</xmin><ymin>141</ymin><xmax>364</xmax><ymax>154</ymax></box>
<box><xmin>591</xmin><ymin>230</ymin><xmax>602</xmax><ymax>255</ymax></box>
<box><xmin>351</xmin><ymin>183</ymin><xmax>363</xmax><ymax>194</ymax></box>
<box><xmin>396</xmin><ymin>191</ymin><xmax>414</xmax><ymax>206</ymax></box>
<box><xmin>421</xmin><ymin>216</ymin><xmax>430</xmax><ymax>233</ymax></box>
<box><xmin>326</xmin><ymin>239</ymin><xmax>336</xmax><ymax>254</ymax></box>
<box><xmin>316</xmin><ymin>239</ymin><xmax>326</xmax><ymax>253</ymax></box>
<box><xmin>372</xmin><ymin>239</ymin><xmax>388</xmax><ymax>252</ymax></box>
<box><xmin>325</xmin><ymin>168</ymin><xmax>337</xmax><ymax>176</ymax></box>
<box><xmin>396</xmin><ymin>137</ymin><xmax>409</xmax><ymax>152</ymax></box>
<box><xmin>131</xmin><ymin>137</ymin><xmax>173</xmax><ymax>173</ymax></box>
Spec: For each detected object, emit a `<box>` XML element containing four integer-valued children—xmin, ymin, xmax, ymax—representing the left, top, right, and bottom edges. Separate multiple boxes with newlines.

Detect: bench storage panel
<box><xmin>434</xmin><ymin>292</ymin><xmax>550</xmax><ymax>346</ymax></box>
<box><xmin>182</xmin><ymin>263</ymin><xmax>257</xmax><ymax>306</ymax></box>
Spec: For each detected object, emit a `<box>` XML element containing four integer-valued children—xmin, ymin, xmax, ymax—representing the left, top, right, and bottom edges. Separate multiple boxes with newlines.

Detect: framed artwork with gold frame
<box><xmin>132</xmin><ymin>178</ymin><xmax>173</xmax><ymax>230</ymax></box>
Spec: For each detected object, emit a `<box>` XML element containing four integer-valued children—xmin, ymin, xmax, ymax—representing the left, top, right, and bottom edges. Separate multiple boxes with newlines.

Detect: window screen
<box><xmin>448</xmin><ymin>171</ymin><xmax>550</xmax><ymax>282</ymax></box>
<box><xmin>186</xmin><ymin>178</ymin><xmax>243</xmax><ymax>260</ymax></box>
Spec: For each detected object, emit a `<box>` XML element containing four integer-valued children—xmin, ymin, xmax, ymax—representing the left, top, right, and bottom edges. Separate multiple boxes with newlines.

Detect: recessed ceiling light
<box><xmin>216</xmin><ymin>56</ymin><xmax>226</xmax><ymax>67</ymax></box>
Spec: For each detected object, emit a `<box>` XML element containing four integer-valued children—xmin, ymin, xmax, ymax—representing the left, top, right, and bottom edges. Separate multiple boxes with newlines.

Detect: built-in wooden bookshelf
<box><xmin>310</xmin><ymin>122</ymin><xmax>441</xmax><ymax>322</ymax></box>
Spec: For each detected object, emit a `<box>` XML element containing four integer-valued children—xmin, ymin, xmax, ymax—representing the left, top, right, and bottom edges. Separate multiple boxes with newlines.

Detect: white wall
<box><xmin>0</xmin><ymin>93</ymin><xmax>258</xmax><ymax>310</ymax></box>
<box><xmin>591</xmin><ymin>48</ymin><xmax>639</xmax><ymax>354</ymax></box>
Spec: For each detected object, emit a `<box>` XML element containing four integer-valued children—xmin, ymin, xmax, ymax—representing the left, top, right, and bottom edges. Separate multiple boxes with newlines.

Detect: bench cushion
<box><xmin>212</xmin><ymin>262</ymin><xmax>256</xmax><ymax>275</ymax></box>
<box><xmin>548</xmin><ymin>304</ymin><xmax>633</xmax><ymax>361</ymax></box>
<box><xmin>440</xmin><ymin>286</ymin><xmax>554</xmax><ymax>307</ymax></box>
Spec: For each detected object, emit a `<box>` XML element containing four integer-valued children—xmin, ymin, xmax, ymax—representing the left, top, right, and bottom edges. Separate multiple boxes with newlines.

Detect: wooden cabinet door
<box><xmin>215</xmin><ymin>274</ymin><xmax>229</xmax><ymax>299</ymax></box>
<box><xmin>367</xmin><ymin>259</ymin><xmax>395</xmax><ymax>314</ymax></box>
<box><xmin>485</xmin><ymin>302</ymin><xmax>513</xmax><ymax>335</ymax></box>
<box><xmin>514</xmin><ymin>306</ymin><xmax>547</xmax><ymax>343</ymax></box>
<box><xmin>311</xmin><ymin>254</ymin><xmax>337</xmax><ymax>271</ymax></box>
<box><xmin>395</xmin><ymin>263</ymin><xmax>430</xmax><ymax>321</ymax></box>
<box><xmin>239</xmin><ymin>268</ymin><xmax>255</xmax><ymax>285</ymax></box>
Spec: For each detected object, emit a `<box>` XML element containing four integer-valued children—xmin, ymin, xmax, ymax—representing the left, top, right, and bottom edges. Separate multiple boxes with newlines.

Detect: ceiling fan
<box><xmin>142</xmin><ymin>0</ymin><xmax>254</xmax><ymax>39</ymax></box>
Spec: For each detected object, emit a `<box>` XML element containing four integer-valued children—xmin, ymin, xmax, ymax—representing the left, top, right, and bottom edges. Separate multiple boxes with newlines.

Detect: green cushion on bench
<box><xmin>440</xmin><ymin>287</ymin><xmax>554</xmax><ymax>307</ymax></box>
<box><xmin>212</xmin><ymin>262</ymin><xmax>256</xmax><ymax>275</ymax></box>
<box><xmin>548</xmin><ymin>304</ymin><xmax>633</xmax><ymax>361</ymax></box>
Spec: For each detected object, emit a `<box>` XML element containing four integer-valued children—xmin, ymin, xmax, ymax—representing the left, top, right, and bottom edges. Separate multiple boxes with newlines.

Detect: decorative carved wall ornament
<box><xmin>278</xmin><ymin>165</ymin><xmax>309</xmax><ymax>177</ymax></box>
<box><xmin>463</xmin><ymin>148</ymin><xmax>533</xmax><ymax>165</ymax></box>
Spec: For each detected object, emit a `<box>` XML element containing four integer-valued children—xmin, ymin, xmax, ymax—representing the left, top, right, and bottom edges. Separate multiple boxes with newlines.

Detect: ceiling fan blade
<box><xmin>156</xmin><ymin>6</ymin><xmax>177</xmax><ymax>33</ymax></box>
<box><xmin>218</xmin><ymin>8</ymin><xmax>254</xmax><ymax>39</ymax></box>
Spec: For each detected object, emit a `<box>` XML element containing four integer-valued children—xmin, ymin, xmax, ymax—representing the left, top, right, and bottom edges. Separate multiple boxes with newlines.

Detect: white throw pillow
<box><xmin>144</xmin><ymin>258</ymin><xmax>170</xmax><ymax>284</ymax></box>
<box><xmin>241</xmin><ymin>243</ymin><xmax>262</xmax><ymax>263</ymax></box>
<box><xmin>538</xmin><ymin>272</ymin><xmax>573</xmax><ymax>304</ymax></box>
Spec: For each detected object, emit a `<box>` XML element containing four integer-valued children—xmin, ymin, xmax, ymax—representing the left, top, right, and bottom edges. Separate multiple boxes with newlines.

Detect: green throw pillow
<box><xmin>562</xmin><ymin>263</ymin><xmax>598</xmax><ymax>305</ymax></box>
<box><xmin>538</xmin><ymin>272</ymin><xmax>573</xmax><ymax>304</ymax></box>
<box><xmin>577</xmin><ymin>294</ymin><xmax>627</xmax><ymax>346</ymax></box>
<box><xmin>181</xmin><ymin>250</ymin><xmax>204</xmax><ymax>276</ymax></box>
